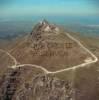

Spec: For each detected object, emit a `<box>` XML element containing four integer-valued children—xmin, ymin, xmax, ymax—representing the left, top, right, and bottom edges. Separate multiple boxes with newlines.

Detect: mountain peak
<box><xmin>39</xmin><ymin>19</ymin><xmax>49</xmax><ymax>26</ymax></box>
<box><xmin>30</xmin><ymin>20</ymin><xmax>60</xmax><ymax>41</ymax></box>
<box><xmin>32</xmin><ymin>19</ymin><xmax>60</xmax><ymax>33</ymax></box>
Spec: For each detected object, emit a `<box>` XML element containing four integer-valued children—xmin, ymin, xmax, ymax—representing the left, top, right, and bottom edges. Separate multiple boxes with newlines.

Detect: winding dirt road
<box><xmin>0</xmin><ymin>32</ymin><xmax>98</xmax><ymax>74</ymax></box>
<box><xmin>0</xmin><ymin>49</ymin><xmax>17</xmax><ymax>68</ymax></box>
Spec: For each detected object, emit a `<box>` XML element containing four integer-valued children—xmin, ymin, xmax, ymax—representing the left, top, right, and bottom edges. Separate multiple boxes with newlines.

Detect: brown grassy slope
<box><xmin>0</xmin><ymin>52</ymin><xmax>15</xmax><ymax>76</ymax></box>
<box><xmin>10</xmin><ymin>32</ymin><xmax>92</xmax><ymax>71</ymax></box>
<box><xmin>55</xmin><ymin>35</ymin><xmax>99</xmax><ymax>100</ymax></box>
<box><xmin>74</xmin><ymin>35</ymin><xmax>99</xmax><ymax>100</ymax></box>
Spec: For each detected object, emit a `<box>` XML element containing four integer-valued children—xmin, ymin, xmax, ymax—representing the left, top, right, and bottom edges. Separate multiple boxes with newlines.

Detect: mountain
<box><xmin>0</xmin><ymin>20</ymin><xmax>99</xmax><ymax>100</ymax></box>
<box><xmin>8</xmin><ymin>20</ymin><xmax>92</xmax><ymax>71</ymax></box>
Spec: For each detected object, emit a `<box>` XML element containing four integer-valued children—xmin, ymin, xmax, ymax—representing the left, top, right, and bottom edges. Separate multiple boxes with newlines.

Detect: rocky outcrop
<box><xmin>29</xmin><ymin>20</ymin><xmax>62</xmax><ymax>54</ymax></box>
<box><xmin>0</xmin><ymin>69</ymin><xmax>21</xmax><ymax>100</ymax></box>
<box><xmin>0</xmin><ymin>67</ymin><xmax>73</xmax><ymax>100</ymax></box>
<box><xmin>30</xmin><ymin>19</ymin><xmax>60</xmax><ymax>41</ymax></box>
<box><xmin>14</xmin><ymin>75</ymin><xmax>73</xmax><ymax>100</ymax></box>
<box><xmin>31</xmin><ymin>19</ymin><xmax>59</xmax><ymax>33</ymax></box>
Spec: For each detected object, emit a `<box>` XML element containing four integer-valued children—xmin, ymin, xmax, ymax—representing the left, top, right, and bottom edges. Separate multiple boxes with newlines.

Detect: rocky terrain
<box><xmin>0</xmin><ymin>67</ymin><xmax>73</xmax><ymax>100</ymax></box>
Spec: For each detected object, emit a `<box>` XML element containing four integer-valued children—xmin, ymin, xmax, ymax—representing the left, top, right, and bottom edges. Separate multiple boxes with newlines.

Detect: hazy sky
<box><xmin>0</xmin><ymin>0</ymin><xmax>99</xmax><ymax>18</ymax></box>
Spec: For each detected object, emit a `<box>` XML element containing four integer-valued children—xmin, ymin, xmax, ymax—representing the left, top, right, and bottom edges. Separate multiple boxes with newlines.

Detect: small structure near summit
<box><xmin>31</xmin><ymin>19</ymin><xmax>60</xmax><ymax>36</ymax></box>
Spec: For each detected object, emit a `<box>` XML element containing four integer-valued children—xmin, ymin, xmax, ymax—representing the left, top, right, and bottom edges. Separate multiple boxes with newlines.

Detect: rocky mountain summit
<box><xmin>31</xmin><ymin>19</ymin><xmax>59</xmax><ymax>34</ymax></box>
<box><xmin>28</xmin><ymin>20</ymin><xmax>66</xmax><ymax>58</ymax></box>
<box><xmin>30</xmin><ymin>19</ymin><xmax>60</xmax><ymax>41</ymax></box>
